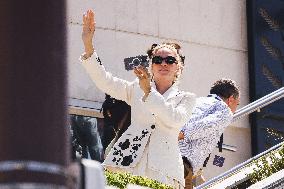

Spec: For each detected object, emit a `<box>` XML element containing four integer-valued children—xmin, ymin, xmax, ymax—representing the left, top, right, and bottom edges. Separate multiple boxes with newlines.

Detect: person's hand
<box><xmin>82</xmin><ymin>10</ymin><xmax>95</xmax><ymax>57</ymax></box>
<box><xmin>178</xmin><ymin>131</ymin><xmax>185</xmax><ymax>140</ymax></box>
<box><xmin>134</xmin><ymin>66</ymin><xmax>151</xmax><ymax>99</ymax></box>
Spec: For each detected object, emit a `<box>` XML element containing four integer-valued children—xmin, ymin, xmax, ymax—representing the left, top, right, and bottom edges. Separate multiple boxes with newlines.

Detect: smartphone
<box><xmin>124</xmin><ymin>55</ymin><xmax>149</xmax><ymax>71</ymax></box>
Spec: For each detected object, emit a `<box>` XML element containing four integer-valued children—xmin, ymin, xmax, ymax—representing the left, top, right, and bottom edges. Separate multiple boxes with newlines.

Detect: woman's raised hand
<box><xmin>134</xmin><ymin>66</ymin><xmax>151</xmax><ymax>99</ymax></box>
<box><xmin>82</xmin><ymin>10</ymin><xmax>95</xmax><ymax>57</ymax></box>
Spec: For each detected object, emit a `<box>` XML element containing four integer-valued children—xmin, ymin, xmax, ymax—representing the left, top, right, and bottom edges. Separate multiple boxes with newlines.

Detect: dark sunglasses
<box><xmin>152</xmin><ymin>56</ymin><xmax>177</xmax><ymax>65</ymax></box>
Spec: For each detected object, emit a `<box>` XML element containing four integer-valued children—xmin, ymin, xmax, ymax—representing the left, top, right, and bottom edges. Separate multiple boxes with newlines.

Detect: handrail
<box><xmin>233</xmin><ymin>87</ymin><xmax>284</xmax><ymax>121</ymax></box>
<box><xmin>196</xmin><ymin>87</ymin><xmax>284</xmax><ymax>189</ymax></box>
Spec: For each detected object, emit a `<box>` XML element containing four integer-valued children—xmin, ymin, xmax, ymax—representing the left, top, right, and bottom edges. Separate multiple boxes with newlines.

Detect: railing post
<box><xmin>0</xmin><ymin>0</ymin><xmax>69</xmax><ymax>188</ymax></box>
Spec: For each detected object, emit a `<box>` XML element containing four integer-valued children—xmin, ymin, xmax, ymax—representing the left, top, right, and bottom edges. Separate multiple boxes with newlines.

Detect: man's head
<box><xmin>210</xmin><ymin>78</ymin><xmax>240</xmax><ymax>113</ymax></box>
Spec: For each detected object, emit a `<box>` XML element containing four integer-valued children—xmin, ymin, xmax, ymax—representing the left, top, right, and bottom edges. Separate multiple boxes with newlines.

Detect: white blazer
<box><xmin>80</xmin><ymin>53</ymin><xmax>196</xmax><ymax>183</ymax></box>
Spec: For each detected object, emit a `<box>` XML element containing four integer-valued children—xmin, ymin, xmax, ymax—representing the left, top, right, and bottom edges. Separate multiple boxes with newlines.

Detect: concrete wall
<box><xmin>67</xmin><ymin>0</ymin><xmax>251</xmax><ymax>180</ymax></box>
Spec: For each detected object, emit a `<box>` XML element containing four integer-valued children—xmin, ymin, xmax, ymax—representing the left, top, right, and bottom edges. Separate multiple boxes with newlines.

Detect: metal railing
<box><xmin>233</xmin><ymin>87</ymin><xmax>284</xmax><ymax>121</ymax></box>
<box><xmin>196</xmin><ymin>87</ymin><xmax>284</xmax><ymax>189</ymax></box>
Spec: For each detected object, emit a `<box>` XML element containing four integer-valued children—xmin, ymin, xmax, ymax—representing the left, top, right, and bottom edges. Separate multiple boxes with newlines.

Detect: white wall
<box><xmin>67</xmin><ymin>0</ymin><xmax>251</xmax><ymax>180</ymax></box>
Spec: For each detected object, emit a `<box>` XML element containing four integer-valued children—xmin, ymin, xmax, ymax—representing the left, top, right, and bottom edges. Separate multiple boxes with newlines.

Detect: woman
<box><xmin>80</xmin><ymin>10</ymin><xmax>196</xmax><ymax>188</ymax></box>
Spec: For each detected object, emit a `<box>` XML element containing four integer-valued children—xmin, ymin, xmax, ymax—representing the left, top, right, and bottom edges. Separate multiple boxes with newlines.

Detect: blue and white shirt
<box><xmin>178</xmin><ymin>94</ymin><xmax>233</xmax><ymax>174</ymax></box>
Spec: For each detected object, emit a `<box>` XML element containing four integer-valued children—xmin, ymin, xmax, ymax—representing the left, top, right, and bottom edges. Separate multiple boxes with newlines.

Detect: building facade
<box><xmin>67</xmin><ymin>0</ymin><xmax>251</xmax><ymax>180</ymax></box>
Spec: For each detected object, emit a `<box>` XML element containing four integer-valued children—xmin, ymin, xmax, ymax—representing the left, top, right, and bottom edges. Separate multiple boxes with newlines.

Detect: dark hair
<box><xmin>146</xmin><ymin>43</ymin><xmax>158</xmax><ymax>58</ymax></box>
<box><xmin>147</xmin><ymin>42</ymin><xmax>185</xmax><ymax>65</ymax></box>
<box><xmin>210</xmin><ymin>78</ymin><xmax>240</xmax><ymax>99</ymax></box>
<box><xmin>101</xmin><ymin>94</ymin><xmax>131</xmax><ymax>124</ymax></box>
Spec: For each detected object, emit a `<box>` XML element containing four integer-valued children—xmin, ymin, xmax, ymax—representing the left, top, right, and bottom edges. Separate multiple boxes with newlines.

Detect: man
<box><xmin>178</xmin><ymin>78</ymin><xmax>240</xmax><ymax>189</ymax></box>
<box><xmin>70</xmin><ymin>115</ymin><xmax>104</xmax><ymax>162</ymax></box>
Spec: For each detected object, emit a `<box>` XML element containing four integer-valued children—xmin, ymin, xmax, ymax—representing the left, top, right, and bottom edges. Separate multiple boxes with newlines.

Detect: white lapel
<box><xmin>152</xmin><ymin>82</ymin><xmax>180</xmax><ymax>101</ymax></box>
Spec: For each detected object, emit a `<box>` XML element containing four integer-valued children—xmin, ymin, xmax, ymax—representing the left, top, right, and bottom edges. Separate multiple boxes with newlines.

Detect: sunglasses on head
<box><xmin>152</xmin><ymin>56</ymin><xmax>177</xmax><ymax>64</ymax></box>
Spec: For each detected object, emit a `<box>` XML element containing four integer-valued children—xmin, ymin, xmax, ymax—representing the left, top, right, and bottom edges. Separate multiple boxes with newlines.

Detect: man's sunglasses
<box><xmin>152</xmin><ymin>56</ymin><xmax>177</xmax><ymax>65</ymax></box>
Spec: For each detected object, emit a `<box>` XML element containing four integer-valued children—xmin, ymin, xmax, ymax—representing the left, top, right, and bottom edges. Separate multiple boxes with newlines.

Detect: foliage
<box><xmin>248</xmin><ymin>144</ymin><xmax>284</xmax><ymax>184</ymax></box>
<box><xmin>105</xmin><ymin>170</ymin><xmax>174</xmax><ymax>189</ymax></box>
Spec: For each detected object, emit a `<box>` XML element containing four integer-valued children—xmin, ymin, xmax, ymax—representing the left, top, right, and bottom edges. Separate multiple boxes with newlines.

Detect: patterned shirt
<box><xmin>178</xmin><ymin>94</ymin><xmax>233</xmax><ymax>174</ymax></box>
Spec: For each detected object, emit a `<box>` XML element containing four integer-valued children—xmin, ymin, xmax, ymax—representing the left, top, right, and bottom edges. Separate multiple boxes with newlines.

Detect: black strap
<box><xmin>203</xmin><ymin>134</ymin><xmax>224</xmax><ymax>167</ymax></box>
<box><xmin>203</xmin><ymin>154</ymin><xmax>211</xmax><ymax>168</ymax></box>
<box><xmin>116</xmin><ymin>110</ymin><xmax>130</xmax><ymax>137</ymax></box>
<box><xmin>217</xmin><ymin>134</ymin><xmax>223</xmax><ymax>152</ymax></box>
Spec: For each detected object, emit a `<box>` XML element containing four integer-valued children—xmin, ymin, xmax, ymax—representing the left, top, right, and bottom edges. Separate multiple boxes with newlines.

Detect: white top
<box><xmin>80</xmin><ymin>52</ymin><xmax>196</xmax><ymax>184</ymax></box>
<box><xmin>178</xmin><ymin>94</ymin><xmax>233</xmax><ymax>174</ymax></box>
